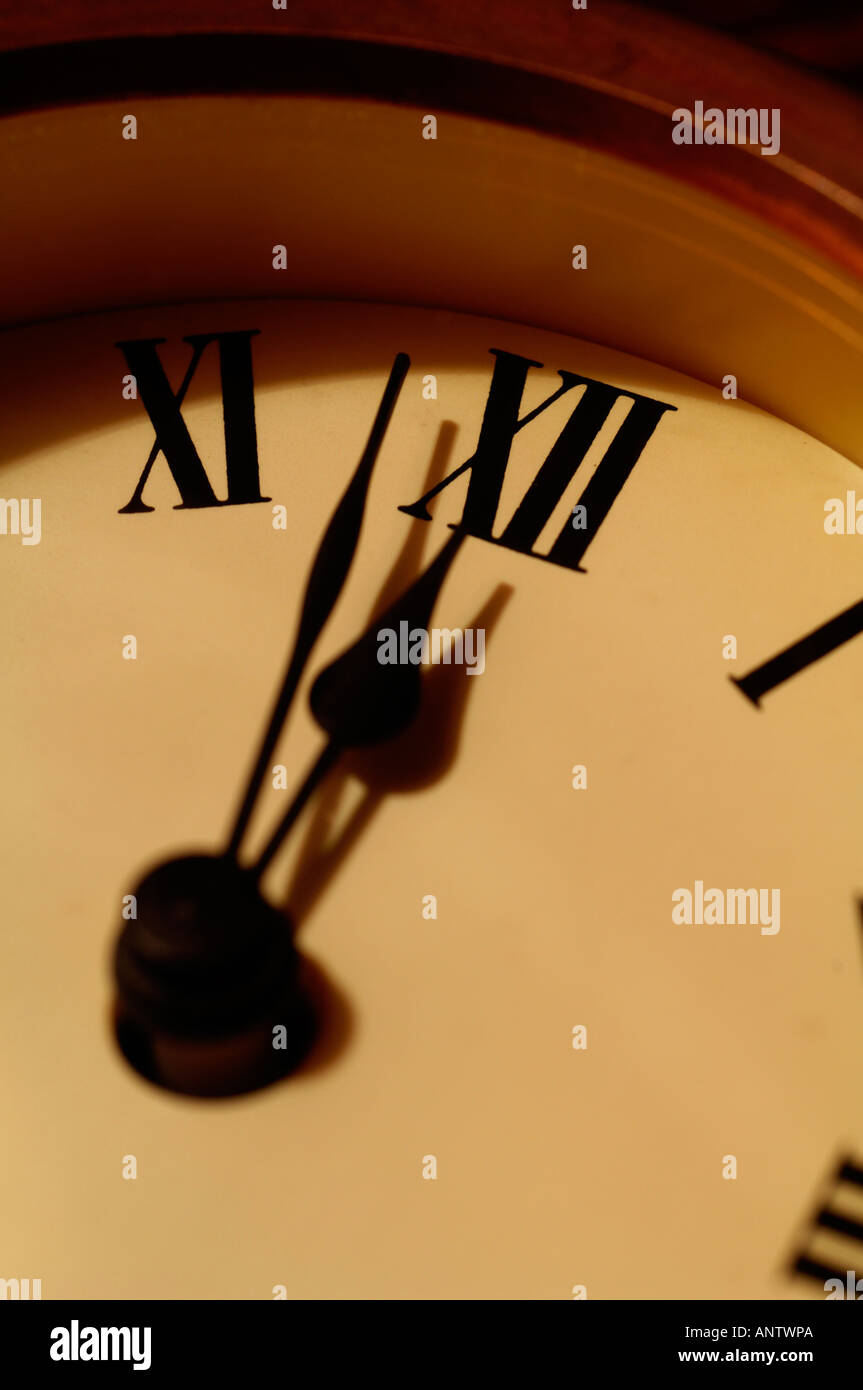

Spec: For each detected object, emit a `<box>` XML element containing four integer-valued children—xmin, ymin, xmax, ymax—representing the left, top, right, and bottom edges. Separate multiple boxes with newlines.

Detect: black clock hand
<box><xmin>252</xmin><ymin>529</ymin><xmax>465</xmax><ymax>879</ymax></box>
<box><xmin>113</xmin><ymin>528</ymin><xmax>465</xmax><ymax>1096</ymax></box>
<box><xmin>225</xmin><ymin>351</ymin><xmax>410</xmax><ymax>860</ymax></box>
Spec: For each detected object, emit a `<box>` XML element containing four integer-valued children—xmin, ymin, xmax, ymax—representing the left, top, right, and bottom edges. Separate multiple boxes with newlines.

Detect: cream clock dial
<box><xmin>2</xmin><ymin>0</ymin><xmax>863</xmax><ymax>1309</ymax></box>
<box><xmin>1</xmin><ymin>297</ymin><xmax>862</xmax><ymax>1299</ymax></box>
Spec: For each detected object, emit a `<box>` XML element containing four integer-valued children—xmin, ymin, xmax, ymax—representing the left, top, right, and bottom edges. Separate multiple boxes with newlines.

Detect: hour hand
<box><xmin>309</xmin><ymin>528</ymin><xmax>465</xmax><ymax>746</ymax></box>
<box><xmin>251</xmin><ymin>529</ymin><xmax>465</xmax><ymax>878</ymax></box>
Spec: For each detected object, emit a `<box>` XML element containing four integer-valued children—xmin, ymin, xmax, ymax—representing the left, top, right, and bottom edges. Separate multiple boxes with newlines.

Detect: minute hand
<box><xmin>225</xmin><ymin>352</ymin><xmax>410</xmax><ymax>858</ymax></box>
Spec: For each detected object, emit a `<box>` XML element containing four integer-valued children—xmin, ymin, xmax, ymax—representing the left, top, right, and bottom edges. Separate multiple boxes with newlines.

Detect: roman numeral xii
<box><xmin>399</xmin><ymin>349</ymin><xmax>676</xmax><ymax>571</ymax></box>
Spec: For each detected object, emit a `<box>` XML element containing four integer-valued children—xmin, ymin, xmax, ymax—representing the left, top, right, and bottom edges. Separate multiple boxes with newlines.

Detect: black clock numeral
<box><xmin>116</xmin><ymin>330</ymin><xmax>268</xmax><ymax>512</ymax></box>
<box><xmin>792</xmin><ymin>1157</ymin><xmax>863</xmax><ymax>1288</ymax></box>
<box><xmin>732</xmin><ymin>598</ymin><xmax>863</xmax><ymax>707</ymax></box>
<box><xmin>399</xmin><ymin>348</ymin><xmax>676</xmax><ymax>572</ymax></box>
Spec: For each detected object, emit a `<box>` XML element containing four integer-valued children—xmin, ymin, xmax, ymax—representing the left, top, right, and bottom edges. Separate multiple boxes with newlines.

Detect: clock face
<box><xmin>2</xmin><ymin>0</ymin><xmax>863</xmax><ymax>1302</ymax></box>
<box><xmin>2</xmin><ymin>294</ymin><xmax>862</xmax><ymax>1299</ymax></box>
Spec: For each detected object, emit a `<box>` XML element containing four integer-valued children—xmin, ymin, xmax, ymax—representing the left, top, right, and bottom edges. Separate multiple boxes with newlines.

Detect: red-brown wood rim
<box><xmin>1</xmin><ymin>0</ymin><xmax>862</xmax><ymax>278</ymax></box>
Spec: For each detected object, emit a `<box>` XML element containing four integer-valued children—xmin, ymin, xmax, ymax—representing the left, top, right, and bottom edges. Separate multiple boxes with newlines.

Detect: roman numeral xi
<box><xmin>116</xmin><ymin>331</ymin><xmax>268</xmax><ymax>512</ymax></box>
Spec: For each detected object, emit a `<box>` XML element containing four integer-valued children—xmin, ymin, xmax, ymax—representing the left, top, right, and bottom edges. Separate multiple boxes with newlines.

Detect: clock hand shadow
<box><xmin>284</xmin><ymin>581</ymin><xmax>512</xmax><ymax>932</ymax></box>
<box><xmin>281</xmin><ymin>417</ymin><xmax>513</xmax><ymax>932</ymax></box>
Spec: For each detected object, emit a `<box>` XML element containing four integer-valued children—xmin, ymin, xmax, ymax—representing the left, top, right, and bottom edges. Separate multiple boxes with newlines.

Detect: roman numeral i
<box><xmin>733</xmin><ymin>599</ymin><xmax>863</xmax><ymax>706</ymax></box>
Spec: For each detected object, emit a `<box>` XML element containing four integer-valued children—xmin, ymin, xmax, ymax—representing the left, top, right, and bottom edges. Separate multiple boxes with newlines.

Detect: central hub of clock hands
<box><xmin>112</xmin><ymin>354</ymin><xmax>466</xmax><ymax>1095</ymax></box>
<box><xmin>113</xmin><ymin>853</ymin><xmax>315</xmax><ymax>1096</ymax></box>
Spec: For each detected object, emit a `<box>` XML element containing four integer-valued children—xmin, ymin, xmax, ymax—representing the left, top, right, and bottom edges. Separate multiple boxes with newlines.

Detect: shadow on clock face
<box><xmin>109</xmin><ymin>408</ymin><xmax>514</xmax><ymax>1097</ymax></box>
<box><xmin>282</xmin><ymin>420</ymin><xmax>514</xmax><ymax>928</ymax></box>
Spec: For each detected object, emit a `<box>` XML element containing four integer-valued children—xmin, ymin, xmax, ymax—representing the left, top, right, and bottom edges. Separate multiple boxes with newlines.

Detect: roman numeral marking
<box><xmin>792</xmin><ymin>1157</ymin><xmax>863</xmax><ymax>1287</ymax></box>
<box><xmin>732</xmin><ymin>598</ymin><xmax>863</xmax><ymax>706</ymax></box>
<box><xmin>399</xmin><ymin>349</ymin><xmax>676</xmax><ymax>572</ymax></box>
<box><xmin>116</xmin><ymin>331</ymin><xmax>268</xmax><ymax>512</ymax></box>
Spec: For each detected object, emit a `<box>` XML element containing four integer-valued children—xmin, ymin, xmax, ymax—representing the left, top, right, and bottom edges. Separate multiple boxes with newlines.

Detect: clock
<box><xmin>1</xmin><ymin>0</ymin><xmax>862</xmax><ymax>1302</ymax></box>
